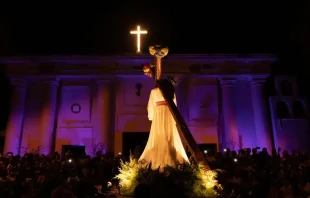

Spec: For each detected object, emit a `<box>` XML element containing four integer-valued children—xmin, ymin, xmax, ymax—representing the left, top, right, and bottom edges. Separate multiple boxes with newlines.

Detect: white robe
<box><xmin>139</xmin><ymin>88</ymin><xmax>189</xmax><ymax>171</ymax></box>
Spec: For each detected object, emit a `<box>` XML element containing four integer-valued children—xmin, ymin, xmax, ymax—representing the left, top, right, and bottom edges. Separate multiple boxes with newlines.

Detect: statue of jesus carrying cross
<box><xmin>138</xmin><ymin>46</ymin><xmax>190</xmax><ymax>171</ymax></box>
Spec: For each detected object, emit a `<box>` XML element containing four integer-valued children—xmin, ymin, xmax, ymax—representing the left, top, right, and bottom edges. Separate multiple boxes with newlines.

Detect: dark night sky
<box><xmin>0</xmin><ymin>2</ymin><xmax>301</xmax><ymax>55</ymax></box>
<box><xmin>0</xmin><ymin>2</ymin><xmax>310</xmax><ymax>129</ymax></box>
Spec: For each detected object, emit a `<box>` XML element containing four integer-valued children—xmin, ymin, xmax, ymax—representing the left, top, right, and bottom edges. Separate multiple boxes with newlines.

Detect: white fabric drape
<box><xmin>139</xmin><ymin>88</ymin><xmax>189</xmax><ymax>171</ymax></box>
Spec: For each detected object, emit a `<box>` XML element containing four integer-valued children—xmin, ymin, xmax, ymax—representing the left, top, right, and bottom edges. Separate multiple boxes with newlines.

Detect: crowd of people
<box><xmin>0</xmin><ymin>147</ymin><xmax>309</xmax><ymax>198</ymax></box>
<box><xmin>0</xmin><ymin>151</ymin><xmax>120</xmax><ymax>198</ymax></box>
<box><xmin>208</xmin><ymin>147</ymin><xmax>310</xmax><ymax>198</ymax></box>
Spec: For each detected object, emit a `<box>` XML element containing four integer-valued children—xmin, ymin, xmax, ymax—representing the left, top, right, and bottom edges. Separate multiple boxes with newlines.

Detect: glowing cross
<box><xmin>130</xmin><ymin>25</ymin><xmax>147</xmax><ymax>53</ymax></box>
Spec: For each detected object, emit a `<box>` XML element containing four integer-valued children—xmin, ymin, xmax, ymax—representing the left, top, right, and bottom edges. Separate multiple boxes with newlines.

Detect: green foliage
<box><xmin>115</xmin><ymin>157</ymin><xmax>221</xmax><ymax>198</ymax></box>
<box><xmin>114</xmin><ymin>155</ymin><xmax>140</xmax><ymax>195</ymax></box>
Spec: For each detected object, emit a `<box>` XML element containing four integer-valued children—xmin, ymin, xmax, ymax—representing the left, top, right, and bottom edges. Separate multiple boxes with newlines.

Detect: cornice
<box><xmin>1</xmin><ymin>54</ymin><xmax>276</xmax><ymax>77</ymax></box>
<box><xmin>0</xmin><ymin>54</ymin><xmax>277</xmax><ymax>64</ymax></box>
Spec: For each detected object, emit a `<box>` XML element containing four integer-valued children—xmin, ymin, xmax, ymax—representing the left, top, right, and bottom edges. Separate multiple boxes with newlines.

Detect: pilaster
<box><xmin>219</xmin><ymin>77</ymin><xmax>239</xmax><ymax>150</ymax></box>
<box><xmin>4</xmin><ymin>78</ymin><xmax>28</xmax><ymax>154</ymax></box>
<box><xmin>40</xmin><ymin>78</ymin><xmax>59</xmax><ymax>155</ymax></box>
<box><xmin>249</xmin><ymin>75</ymin><xmax>272</xmax><ymax>151</ymax></box>
<box><xmin>96</xmin><ymin>79</ymin><xmax>113</xmax><ymax>154</ymax></box>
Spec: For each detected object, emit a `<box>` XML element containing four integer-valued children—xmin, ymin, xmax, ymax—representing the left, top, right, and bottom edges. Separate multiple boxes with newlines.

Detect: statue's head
<box><xmin>164</xmin><ymin>76</ymin><xmax>178</xmax><ymax>87</ymax></box>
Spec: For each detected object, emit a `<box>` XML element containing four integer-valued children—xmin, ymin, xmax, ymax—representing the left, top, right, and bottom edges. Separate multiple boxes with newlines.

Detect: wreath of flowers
<box><xmin>143</xmin><ymin>63</ymin><xmax>155</xmax><ymax>77</ymax></box>
<box><xmin>143</xmin><ymin>64</ymin><xmax>151</xmax><ymax>73</ymax></box>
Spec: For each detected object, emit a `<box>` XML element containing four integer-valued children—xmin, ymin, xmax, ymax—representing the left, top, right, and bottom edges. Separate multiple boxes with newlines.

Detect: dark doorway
<box><xmin>122</xmin><ymin>132</ymin><xmax>149</xmax><ymax>158</ymax></box>
<box><xmin>61</xmin><ymin>145</ymin><xmax>85</xmax><ymax>159</ymax></box>
<box><xmin>0</xmin><ymin>136</ymin><xmax>4</xmax><ymax>153</ymax></box>
<box><xmin>198</xmin><ymin>144</ymin><xmax>217</xmax><ymax>156</ymax></box>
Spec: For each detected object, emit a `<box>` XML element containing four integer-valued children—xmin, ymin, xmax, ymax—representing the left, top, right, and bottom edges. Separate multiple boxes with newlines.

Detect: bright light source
<box><xmin>130</xmin><ymin>25</ymin><xmax>147</xmax><ymax>53</ymax></box>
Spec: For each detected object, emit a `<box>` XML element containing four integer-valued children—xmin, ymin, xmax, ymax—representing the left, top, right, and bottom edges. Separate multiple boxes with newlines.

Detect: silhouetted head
<box><xmin>262</xmin><ymin>147</ymin><xmax>268</xmax><ymax>154</ymax></box>
<box><xmin>165</xmin><ymin>76</ymin><xmax>178</xmax><ymax>87</ymax></box>
<box><xmin>160</xmin><ymin>76</ymin><xmax>177</xmax><ymax>101</ymax></box>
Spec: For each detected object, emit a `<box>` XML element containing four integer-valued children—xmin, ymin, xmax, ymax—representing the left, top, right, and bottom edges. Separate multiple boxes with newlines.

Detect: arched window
<box><xmin>276</xmin><ymin>101</ymin><xmax>290</xmax><ymax>118</ymax></box>
<box><xmin>292</xmin><ymin>100</ymin><xmax>306</xmax><ymax>118</ymax></box>
<box><xmin>281</xmin><ymin>80</ymin><xmax>293</xmax><ymax>96</ymax></box>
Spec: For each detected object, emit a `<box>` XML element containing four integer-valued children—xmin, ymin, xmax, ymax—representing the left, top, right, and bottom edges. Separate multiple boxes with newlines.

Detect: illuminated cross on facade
<box><xmin>130</xmin><ymin>25</ymin><xmax>147</xmax><ymax>53</ymax></box>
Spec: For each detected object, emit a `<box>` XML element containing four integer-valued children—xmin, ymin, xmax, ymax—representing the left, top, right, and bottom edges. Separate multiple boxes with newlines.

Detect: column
<box><xmin>250</xmin><ymin>76</ymin><xmax>272</xmax><ymax>151</ymax></box>
<box><xmin>220</xmin><ymin>78</ymin><xmax>239</xmax><ymax>150</ymax></box>
<box><xmin>96</xmin><ymin>80</ymin><xmax>112</xmax><ymax>154</ymax></box>
<box><xmin>4</xmin><ymin>78</ymin><xmax>27</xmax><ymax>155</ymax></box>
<box><xmin>40</xmin><ymin>79</ymin><xmax>59</xmax><ymax>155</ymax></box>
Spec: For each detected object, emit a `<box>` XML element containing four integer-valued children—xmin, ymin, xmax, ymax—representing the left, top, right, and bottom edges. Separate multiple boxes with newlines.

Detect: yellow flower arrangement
<box><xmin>149</xmin><ymin>46</ymin><xmax>169</xmax><ymax>57</ymax></box>
<box><xmin>149</xmin><ymin>46</ymin><xmax>156</xmax><ymax>55</ymax></box>
<box><xmin>160</xmin><ymin>47</ymin><xmax>169</xmax><ymax>56</ymax></box>
<box><xmin>115</xmin><ymin>155</ymin><xmax>220</xmax><ymax>197</ymax></box>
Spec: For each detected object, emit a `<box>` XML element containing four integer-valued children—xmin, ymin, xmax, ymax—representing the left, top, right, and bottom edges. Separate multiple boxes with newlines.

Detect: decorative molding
<box><xmin>249</xmin><ymin>74</ymin><xmax>268</xmax><ymax>86</ymax></box>
<box><xmin>59</xmin><ymin>85</ymin><xmax>91</xmax><ymax>124</ymax></box>
<box><xmin>250</xmin><ymin>79</ymin><xmax>266</xmax><ymax>86</ymax></box>
<box><xmin>71</xmin><ymin>103</ymin><xmax>81</xmax><ymax>114</ymax></box>
<box><xmin>219</xmin><ymin>77</ymin><xmax>236</xmax><ymax>87</ymax></box>
<box><xmin>10</xmin><ymin>78</ymin><xmax>27</xmax><ymax>88</ymax></box>
<box><xmin>43</xmin><ymin>79</ymin><xmax>59</xmax><ymax>87</ymax></box>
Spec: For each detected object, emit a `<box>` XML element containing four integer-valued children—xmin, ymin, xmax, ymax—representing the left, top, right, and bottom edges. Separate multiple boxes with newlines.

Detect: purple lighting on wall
<box><xmin>4</xmin><ymin>55</ymin><xmax>309</xmax><ymax>157</ymax></box>
<box><xmin>2</xmin><ymin>77</ymin><xmax>272</xmax><ymax>155</ymax></box>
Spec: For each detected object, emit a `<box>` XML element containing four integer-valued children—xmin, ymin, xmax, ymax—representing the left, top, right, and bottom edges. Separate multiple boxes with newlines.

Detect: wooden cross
<box><xmin>130</xmin><ymin>26</ymin><xmax>147</xmax><ymax>53</ymax></box>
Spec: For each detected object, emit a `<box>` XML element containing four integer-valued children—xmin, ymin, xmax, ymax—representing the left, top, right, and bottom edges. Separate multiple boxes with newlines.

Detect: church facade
<box><xmin>1</xmin><ymin>54</ymin><xmax>296</xmax><ymax>156</ymax></box>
